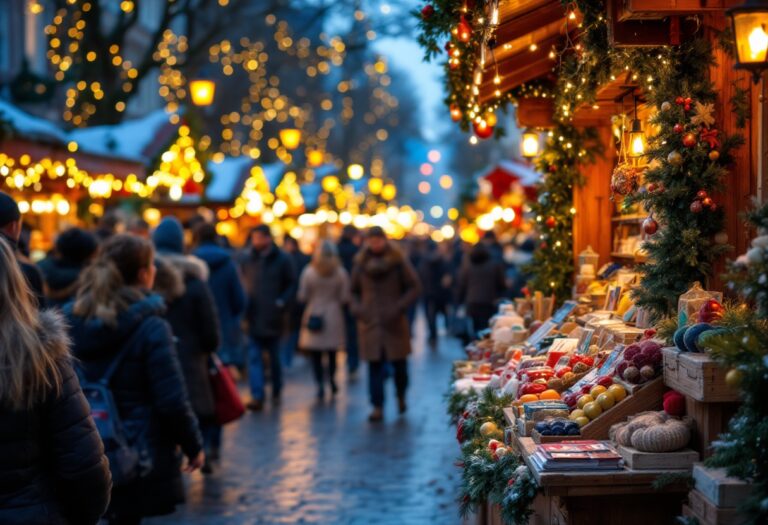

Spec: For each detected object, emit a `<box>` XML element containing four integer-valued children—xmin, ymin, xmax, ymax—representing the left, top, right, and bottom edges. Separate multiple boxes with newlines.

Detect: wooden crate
<box><xmin>617</xmin><ymin>446</ymin><xmax>699</xmax><ymax>470</ymax></box>
<box><xmin>486</xmin><ymin>502</ymin><xmax>504</xmax><ymax>525</ymax></box>
<box><xmin>688</xmin><ymin>489</ymin><xmax>745</xmax><ymax>525</ymax></box>
<box><xmin>662</xmin><ymin>348</ymin><xmax>740</xmax><ymax>402</ymax></box>
<box><xmin>580</xmin><ymin>376</ymin><xmax>665</xmax><ymax>440</ymax></box>
<box><xmin>532</xmin><ymin>430</ymin><xmax>585</xmax><ymax>444</ymax></box>
<box><xmin>693</xmin><ymin>464</ymin><xmax>753</xmax><ymax>508</ymax></box>
<box><xmin>686</xmin><ymin>398</ymin><xmax>739</xmax><ymax>458</ymax></box>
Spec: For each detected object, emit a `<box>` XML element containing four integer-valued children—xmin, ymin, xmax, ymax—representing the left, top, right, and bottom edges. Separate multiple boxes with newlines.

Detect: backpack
<box><xmin>78</xmin><ymin>328</ymin><xmax>153</xmax><ymax>487</ymax></box>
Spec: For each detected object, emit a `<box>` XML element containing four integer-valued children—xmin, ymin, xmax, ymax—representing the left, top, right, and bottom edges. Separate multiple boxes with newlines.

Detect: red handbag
<box><xmin>208</xmin><ymin>354</ymin><xmax>245</xmax><ymax>425</ymax></box>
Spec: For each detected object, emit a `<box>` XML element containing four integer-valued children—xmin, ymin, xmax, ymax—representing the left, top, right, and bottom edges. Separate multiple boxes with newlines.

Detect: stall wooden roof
<box><xmin>571</xmin><ymin>72</ymin><xmax>641</xmax><ymax>126</ymax></box>
<box><xmin>479</xmin><ymin>0</ymin><xmax>575</xmax><ymax>104</ymax></box>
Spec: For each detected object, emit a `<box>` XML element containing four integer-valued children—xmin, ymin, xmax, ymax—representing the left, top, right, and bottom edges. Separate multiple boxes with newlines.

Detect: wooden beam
<box><xmin>484</xmin><ymin>33</ymin><xmax>561</xmax><ymax>79</ymax></box>
<box><xmin>478</xmin><ymin>59</ymin><xmax>554</xmax><ymax>104</ymax></box>
<box><xmin>498</xmin><ymin>0</ymin><xmax>554</xmax><ymax>23</ymax></box>
<box><xmin>516</xmin><ymin>97</ymin><xmax>555</xmax><ymax>128</ymax></box>
<box><xmin>619</xmin><ymin>0</ymin><xmax>727</xmax><ymax>22</ymax></box>
<box><xmin>495</xmin><ymin>2</ymin><xmax>565</xmax><ymax>45</ymax></box>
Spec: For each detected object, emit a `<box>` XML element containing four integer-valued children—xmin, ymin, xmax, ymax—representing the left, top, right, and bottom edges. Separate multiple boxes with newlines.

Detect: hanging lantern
<box><xmin>189</xmin><ymin>76</ymin><xmax>216</xmax><ymax>107</ymax></box>
<box><xmin>456</xmin><ymin>15</ymin><xmax>472</xmax><ymax>43</ymax></box>
<box><xmin>279</xmin><ymin>128</ymin><xmax>302</xmax><ymax>150</ymax></box>
<box><xmin>521</xmin><ymin>130</ymin><xmax>540</xmax><ymax>158</ymax></box>
<box><xmin>728</xmin><ymin>0</ymin><xmax>768</xmax><ymax>83</ymax></box>
<box><xmin>627</xmin><ymin>97</ymin><xmax>647</xmax><ymax>158</ymax></box>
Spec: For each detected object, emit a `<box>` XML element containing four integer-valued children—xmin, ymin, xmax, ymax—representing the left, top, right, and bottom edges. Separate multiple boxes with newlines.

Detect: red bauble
<box><xmin>690</xmin><ymin>200</ymin><xmax>704</xmax><ymax>213</ymax></box>
<box><xmin>450</xmin><ymin>104</ymin><xmax>462</xmax><ymax>122</ymax></box>
<box><xmin>675</xmin><ymin>96</ymin><xmax>685</xmax><ymax>105</ymax></box>
<box><xmin>473</xmin><ymin>119</ymin><xmax>494</xmax><ymax>139</ymax></box>
<box><xmin>684</xmin><ymin>97</ymin><xmax>692</xmax><ymax>105</ymax></box>
<box><xmin>545</xmin><ymin>216</ymin><xmax>557</xmax><ymax>228</ymax></box>
<box><xmin>682</xmin><ymin>132</ymin><xmax>697</xmax><ymax>148</ymax></box>
<box><xmin>673</xmin><ymin>123</ymin><xmax>684</xmax><ymax>134</ymax></box>
<box><xmin>696</xmin><ymin>190</ymin><xmax>708</xmax><ymax>199</ymax></box>
<box><xmin>647</xmin><ymin>182</ymin><xmax>658</xmax><ymax>193</ymax></box>
<box><xmin>642</xmin><ymin>216</ymin><xmax>658</xmax><ymax>235</ymax></box>
<box><xmin>456</xmin><ymin>15</ymin><xmax>472</xmax><ymax>43</ymax></box>
<box><xmin>702</xmin><ymin>197</ymin><xmax>713</xmax><ymax>207</ymax></box>
<box><xmin>421</xmin><ymin>4</ymin><xmax>435</xmax><ymax>20</ymax></box>
<box><xmin>709</xmin><ymin>202</ymin><xmax>718</xmax><ymax>212</ymax></box>
<box><xmin>548</xmin><ymin>165</ymin><xmax>557</xmax><ymax>173</ymax></box>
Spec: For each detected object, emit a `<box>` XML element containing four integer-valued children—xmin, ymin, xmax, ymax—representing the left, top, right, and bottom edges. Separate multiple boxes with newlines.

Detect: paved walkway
<box><xmin>148</xmin><ymin>320</ymin><xmax>462</xmax><ymax>524</ymax></box>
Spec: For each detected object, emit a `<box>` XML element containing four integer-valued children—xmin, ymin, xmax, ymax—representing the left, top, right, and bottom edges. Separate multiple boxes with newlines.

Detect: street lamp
<box><xmin>189</xmin><ymin>76</ymin><xmax>216</xmax><ymax>106</ymax></box>
<box><xmin>347</xmin><ymin>163</ymin><xmax>364</xmax><ymax>180</ymax></box>
<box><xmin>279</xmin><ymin>128</ymin><xmax>302</xmax><ymax>150</ymax></box>
<box><xmin>521</xmin><ymin>130</ymin><xmax>540</xmax><ymax>159</ymax></box>
<box><xmin>728</xmin><ymin>0</ymin><xmax>768</xmax><ymax>83</ymax></box>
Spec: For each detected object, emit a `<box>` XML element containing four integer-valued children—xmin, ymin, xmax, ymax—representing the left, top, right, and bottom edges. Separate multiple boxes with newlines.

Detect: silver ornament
<box><xmin>667</xmin><ymin>150</ymin><xmax>683</xmax><ymax>166</ymax></box>
<box><xmin>660</xmin><ymin>101</ymin><xmax>672</xmax><ymax>112</ymax></box>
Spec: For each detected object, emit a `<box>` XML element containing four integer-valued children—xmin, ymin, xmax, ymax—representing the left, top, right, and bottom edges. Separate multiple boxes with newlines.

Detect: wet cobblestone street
<box><xmin>148</xmin><ymin>321</ymin><xmax>462</xmax><ymax>524</ymax></box>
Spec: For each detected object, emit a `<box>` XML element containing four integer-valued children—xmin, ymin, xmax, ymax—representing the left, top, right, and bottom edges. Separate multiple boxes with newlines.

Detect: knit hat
<box><xmin>0</xmin><ymin>192</ymin><xmax>21</xmax><ymax>228</ymax></box>
<box><xmin>56</xmin><ymin>227</ymin><xmax>98</xmax><ymax>266</ymax></box>
<box><xmin>152</xmin><ymin>216</ymin><xmax>185</xmax><ymax>254</ymax></box>
<box><xmin>367</xmin><ymin>226</ymin><xmax>386</xmax><ymax>238</ymax></box>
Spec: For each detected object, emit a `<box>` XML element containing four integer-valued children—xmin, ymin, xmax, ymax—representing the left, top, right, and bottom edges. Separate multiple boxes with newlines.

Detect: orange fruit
<box><xmin>539</xmin><ymin>389</ymin><xmax>561</xmax><ymax>400</ymax></box>
<box><xmin>519</xmin><ymin>394</ymin><xmax>540</xmax><ymax>404</ymax></box>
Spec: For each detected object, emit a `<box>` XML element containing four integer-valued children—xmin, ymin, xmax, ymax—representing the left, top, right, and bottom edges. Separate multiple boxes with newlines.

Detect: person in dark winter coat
<box><xmin>152</xmin><ymin>217</ymin><xmax>221</xmax><ymax>474</ymax></box>
<box><xmin>458</xmin><ymin>242</ymin><xmax>507</xmax><ymax>335</ymax></box>
<box><xmin>66</xmin><ymin>234</ymin><xmax>204</xmax><ymax>524</ymax></box>
<box><xmin>418</xmin><ymin>240</ymin><xmax>452</xmax><ymax>345</ymax></box>
<box><xmin>280</xmin><ymin>235</ymin><xmax>310</xmax><ymax>368</ymax></box>
<box><xmin>350</xmin><ymin>227</ymin><xmax>421</xmax><ymax>422</ymax></box>
<box><xmin>0</xmin><ymin>191</ymin><xmax>45</xmax><ymax>306</ymax></box>
<box><xmin>193</xmin><ymin>223</ymin><xmax>246</xmax><ymax>369</ymax></box>
<box><xmin>337</xmin><ymin>225</ymin><xmax>361</xmax><ymax>375</ymax></box>
<box><xmin>38</xmin><ymin>227</ymin><xmax>99</xmax><ymax>307</ymax></box>
<box><xmin>240</xmin><ymin>225</ymin><xmax>295</xmax><ymax>410</ymax></box>
<box><xmin>0</xmin><ymin>237</ymin><xmax>111</xmax><ymax>525</ymax></box>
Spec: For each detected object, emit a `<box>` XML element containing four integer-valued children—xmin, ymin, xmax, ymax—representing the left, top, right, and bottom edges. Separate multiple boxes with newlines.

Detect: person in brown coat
<box><xmin>350</xmin><ymin>227</ymin><xmax>421</xmax><ymax>422</ymax></box>
<box><xmin>297</xmin><ymin>240</ymin><xmax>350</xmax><ymax>400</ymax></box>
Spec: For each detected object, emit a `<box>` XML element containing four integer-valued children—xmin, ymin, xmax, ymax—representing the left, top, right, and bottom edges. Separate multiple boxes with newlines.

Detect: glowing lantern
<box><xmin>521</xmin><ymin>130</ymin><xmax>540</xmax><ymax>159</ymax></box>
<box><xmin>279</xmin><ymin>128</ymin><xmax>302</xmax><ymax>150</ymax></box>
<box><xmin>307</xmin><ymin>150</ymin><xmax>324</xmax><ymax>167</ymax></box>
<box><xmin>189</xmin><ymin>77</ymin><xmax>216</xmax><ymax>107</ymax></box>
<box><xmin>728</xmin><ymin>0</ymin><xmax>768</xmax><ymax>82</ymax></box>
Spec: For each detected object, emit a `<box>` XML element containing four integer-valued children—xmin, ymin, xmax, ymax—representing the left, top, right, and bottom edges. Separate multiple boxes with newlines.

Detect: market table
<box><xmin>503</xmin><ymin>413</ymin><xmax>690</xmax><ymax>525</ymax></box>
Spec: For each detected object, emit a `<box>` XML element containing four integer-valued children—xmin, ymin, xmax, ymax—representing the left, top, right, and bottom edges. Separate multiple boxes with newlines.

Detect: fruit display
<box><xmin>563</xmin><ymin>375</ymin><xmax>628</xmax><ymax>424</ymax></box>
<box><xmin>534</xmin><ymin>417</ymin><xmax>581</xmax><ymax>437</ymax></box>
<box><xmin>615</xmin><ymin>340</ymin><xmax>663</xmax><ymax>384</ymax></box>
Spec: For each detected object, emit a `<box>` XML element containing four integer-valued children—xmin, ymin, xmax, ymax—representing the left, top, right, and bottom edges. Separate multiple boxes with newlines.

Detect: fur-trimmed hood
<box><xmin>354</xmin><ymin>243</ymin><xmax>405</xmax><ymax>277</ymax></box>
<box><xmin>38</xmin><ymin>309</ymin><xmax>71</xmax><ymax>361</ymax></box>
<box><xmin>154</xmin><ymin>253</ymin><xmax>209</xmax><ymax>302</ymax></box>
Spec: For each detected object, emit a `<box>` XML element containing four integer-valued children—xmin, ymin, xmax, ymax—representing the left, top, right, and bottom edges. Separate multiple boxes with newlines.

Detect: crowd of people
<box><xmin>0</xmin><ymin>189</ymin><xmax>533</xmax><ymax>524</ymax></box>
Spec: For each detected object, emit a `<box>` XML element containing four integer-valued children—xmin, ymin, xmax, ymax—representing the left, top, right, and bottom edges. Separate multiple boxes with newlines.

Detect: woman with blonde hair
<box><xmin>0</xmin><ymin>236</ymin><xmax>111</xmax><ymax>525</ymax></box>
<box><xmin>298</xmin><ymin>239</ymin><xmax>350</xmax><ymax>400</ymax></box>
<box><xmin>65</xmin><ymin>234</ymin><xmax>203</xmax><ymax>525</ymax></box>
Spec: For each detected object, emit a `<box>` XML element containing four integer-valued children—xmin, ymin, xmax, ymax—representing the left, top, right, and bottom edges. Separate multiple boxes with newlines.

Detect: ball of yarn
<box><xmin>630</xmin><ymin>419</ymin><xmax>691</xmax><ymax>453</ymax></box>
<box><xmin>663</xmin><ymin>390</ymin><xmax>686</xmax><ymax>417</ymax></box>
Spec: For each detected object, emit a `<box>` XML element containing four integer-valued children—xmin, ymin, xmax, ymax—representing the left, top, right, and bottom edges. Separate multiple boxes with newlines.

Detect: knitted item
<box><xmin>663</xmin><ymin>390</ymin><xmax>686</xmax><ymax>417</ymax></box>
<box><xmin>630</xmin><ymin>419</ymin><xmax>691</xmax><ymax>453</ymax></box>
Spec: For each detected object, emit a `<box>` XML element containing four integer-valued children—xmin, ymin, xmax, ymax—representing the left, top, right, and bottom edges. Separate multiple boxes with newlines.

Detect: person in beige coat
<box><xmin>350</xmin><ymin>227</ymin><xmax>422</xmax><ymax>422</ymax></box>
<box><xmin>298</xmin><ymin>240</ymin><xmax>350</xmax><ymax>400</ymax></box>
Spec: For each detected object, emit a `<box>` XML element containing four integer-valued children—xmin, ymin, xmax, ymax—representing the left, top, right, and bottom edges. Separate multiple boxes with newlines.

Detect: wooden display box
<box><xmin>617</xmin><ymin>445</ymin><xmax>699</xmax><ymax>470</ymax></box>
<box><xmin>662</xmin><ymin>348</ymin><xmax>740</xmax><ymax>402</ymax></box>
<box><xmin>686</xmin><ymin>398</ymin><xmax>739</xmax><ymax>458</ymax></box>
<box><xmin>687</xmin><ymin>488</ymin><xmax>746</xmax><ymax>525</ymax></box>
<box><xmin>580</xmin><ymin>376</ymin><xmax>665</xmax><ymax>440</ymax></box>
<box><xmin>532</xmin><ymin>430</ymin><xmax>585</xmax><ymax>444</ymax></box>
<box><xmin>693</xmin><ymin>464</ymin><xmax>753</xmax><ymax>508</ymax></box>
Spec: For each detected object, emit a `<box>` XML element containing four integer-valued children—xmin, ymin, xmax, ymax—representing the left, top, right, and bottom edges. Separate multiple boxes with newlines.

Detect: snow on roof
<box><xmin>68</xmin><ymin>109</ymin><xmax>176</xmax><ymax>163</ymax></box>
<box><xmin>262</xmin><ymin>162</ymin><xmax>285</xmax><ymax>190</ymax></box>
<box><xmin>0</xmin><ymin>99</ymin><xmax>67</xmax><ymax>143</ymax></box>
<box><xmin>206</xmin><ymin>156</ymin><xmax>254</xmax><ymax>203</ymax></box>
<box><xmin>493</xmin><ymin>159</ymin><xmax>541</xmax><ymax>187</ymax></box>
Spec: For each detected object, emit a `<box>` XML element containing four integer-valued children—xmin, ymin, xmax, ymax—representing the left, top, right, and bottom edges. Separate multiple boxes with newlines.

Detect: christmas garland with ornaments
<box><xmin>450</xmin><ymin>388</ymin><xmax>540</xmax><ymax>522</ymax></box>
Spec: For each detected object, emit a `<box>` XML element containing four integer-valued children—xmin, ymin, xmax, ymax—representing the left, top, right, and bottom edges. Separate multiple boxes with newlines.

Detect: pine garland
<box><xmin>525</xmin><ymin>124</ymin><xmax>601</xmax><ymax>304</ymax></box>
<box><xmin>701</xmin><ymin>202</ymin><xmax>768</xmax><ymax>524</ymax></box>
<box><xmin>458</xmin><ymin>451</ymin><xmax>520</xmax><ymax>518</ymax></box>
<box><xmin>446</xmin><ymin>387</ymin><xmax>479</xmax><ymax>426</ymax></box>
<box><xmin>500</xmin><ymin>465</ymin><xmax>540</xmax><ymax>524</ymax></box>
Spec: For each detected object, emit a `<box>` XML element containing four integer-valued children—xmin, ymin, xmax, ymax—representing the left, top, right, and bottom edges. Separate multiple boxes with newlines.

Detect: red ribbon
<box><xmin>699</xmin><ymin>127</ymin><xmax>720</xmax><ymax>149</ymax></box>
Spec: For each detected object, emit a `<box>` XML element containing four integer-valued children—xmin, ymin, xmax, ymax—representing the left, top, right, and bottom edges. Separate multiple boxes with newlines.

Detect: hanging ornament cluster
<box><xmin>675</xmin><ymin>96</ymin><xmax>693</xmax><ymax>111</ymax></box>
<box><xmin>690</xmin><ymin>189</ymin><xmax>717</xmax><ymax>213</ymax></box>
<box><xmin>610</xmin><ymin>163</ymin><xmax>641</xmax><ymax>197</ymax></box>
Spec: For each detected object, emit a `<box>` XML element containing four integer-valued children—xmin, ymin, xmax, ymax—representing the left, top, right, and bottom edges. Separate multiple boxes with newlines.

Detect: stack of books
<box><xmin>531</xmin><ymin>440</ymin><xmax>623</xmax><ymax>472</ymax></box>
